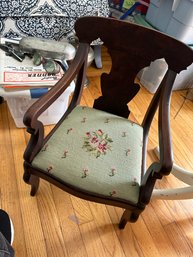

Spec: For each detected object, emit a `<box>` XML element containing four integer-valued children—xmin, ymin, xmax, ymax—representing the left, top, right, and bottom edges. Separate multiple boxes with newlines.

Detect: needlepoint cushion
<box><xmin>32</xmin><ymin>106</ymin><xmax>143</xmax><ymax>204</ymax></box>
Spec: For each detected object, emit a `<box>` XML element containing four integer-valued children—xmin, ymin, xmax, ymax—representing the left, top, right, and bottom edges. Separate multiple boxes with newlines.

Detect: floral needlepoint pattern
<box><xmin>81</xmin><ymin>168</ymin><xmax>89</xmax><ymax>178</ymax></box>
<box><xmin>62</xmin><ymin>150</ymin><xmax>68</xmax><ymax>158</ymax></box>
<box><xmin>81</xmin><ymin>117</ymin><xmax>86</xmax><ymax>123</ymax></box>
<box><xmin>125</xmin><ymin>149</ymin><xmax>131</xmax><ymax>156</ymax></box>
<box><xmin>132</xmin><ymin>178</ymin><xmax>137</xmax><ymax>186</ymax></box>
<box><xmin>41</xmin><ymin>144</ymin><xmax>48</xmax><ymax>151</ymax></box>
<box><xmin>122</xmin><ymin>132</ymin><xmax>127</xmax><ymax>137</ymax></box>
<box><xmin>109</xmin><ymin>190</ymin><xmax>117</xmax><ymax>197</ymax></box>
<box><xmin>82</xmin><ymin>129</ymin><xmax>113</xmax><ymax>158</ymax></box>
<box><xmin>47</xmin><ymin>165</ymin><xmax>54</xmax><ymax>173</ymax></box>
<box><xmin>67</xmin><ymin>128</ymin><xmax>73</xmax><ymax>134</ymax></box>
<box><xmin>109</xmin><ymin>168</ymin><xmax>116</xmax><ymax>177</ymax></box>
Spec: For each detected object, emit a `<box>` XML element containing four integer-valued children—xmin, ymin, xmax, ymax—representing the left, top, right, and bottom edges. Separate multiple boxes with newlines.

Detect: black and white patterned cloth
<box><xmin>0</xmin><ymin>0</ymin><xmax>110</xmax><ymax>41</ymax></box>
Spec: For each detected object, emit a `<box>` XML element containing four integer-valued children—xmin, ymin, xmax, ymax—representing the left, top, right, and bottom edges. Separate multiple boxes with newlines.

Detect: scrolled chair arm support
<box><xmin>157</xmin><ymin>70</ymin><xmax>177</xmax><ymax>176</ymax></box>
<box><xmin>139</xmin><ymin>70</ymin><xmax>177</xmax><ymax>205</ymax></box>
<box><xmin>23</xmin><ymin>42</ymin><xmax>90</xmax><ymax>162</ymax></box>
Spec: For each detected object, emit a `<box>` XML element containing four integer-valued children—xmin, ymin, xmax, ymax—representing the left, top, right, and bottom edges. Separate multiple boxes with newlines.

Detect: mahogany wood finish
<box><xmin>23</xmin><ymin>17</ymin><xmax>193</xmax><ymax>229</ymax></box>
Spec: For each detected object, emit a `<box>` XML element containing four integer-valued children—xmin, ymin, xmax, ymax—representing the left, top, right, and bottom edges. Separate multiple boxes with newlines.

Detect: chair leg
<box><xmin>29</xmin><ymin>175</ymin><xmax>40</xmax><ymax>196</ymax></box>
<box><xmin>23</xmin><ymin>167</ymin><xmax>40</xmax><ymax>196</ymax></box>
<box><xmin>119</xmin><ymin>209</ymin><xmax>139</xmax><ymax>229</ymax></box>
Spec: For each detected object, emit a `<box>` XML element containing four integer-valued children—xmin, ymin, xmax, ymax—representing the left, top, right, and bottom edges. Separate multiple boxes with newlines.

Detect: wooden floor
<box><xmin>0</xmin><ymin>47</ymin><xmax>193</xmax><ymax>257</ymax></box>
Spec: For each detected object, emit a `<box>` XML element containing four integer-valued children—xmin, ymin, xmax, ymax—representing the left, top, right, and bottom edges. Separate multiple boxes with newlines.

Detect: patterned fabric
<box><xmin>32</xmin><ymin>106</ymin><xmax>143</xmax><ymax>204</ymax></box>
<box><xmin>0</xmin><ymin>0</ymin><xmax>110</xmax><ymax>40</ymax></box>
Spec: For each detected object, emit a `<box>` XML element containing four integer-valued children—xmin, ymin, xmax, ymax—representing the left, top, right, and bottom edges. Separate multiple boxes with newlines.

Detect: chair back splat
<box><xmin>75</xmin><ymin>17</ymin><xmax>192</xmax><ymax>117</ymax></box>
<box><xmin>23</xmin><ymin>17</ymin><xmax>193</xmax><ymax>229</ymax></box>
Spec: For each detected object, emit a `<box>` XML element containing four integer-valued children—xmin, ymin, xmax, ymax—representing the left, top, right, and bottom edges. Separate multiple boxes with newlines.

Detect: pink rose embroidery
<box><xmin>67</xmin><ymin>128</ymin><xmax>73</xmax><ymax>134</ymax></box>
<box><xmin>62</xmin><ymin>150</ymin><xmax>68</xmax><ymax>158</ymax></box>
<box><xmin>109</xmin><ymin>190</ymin><xmax>117</xmax><ymax>197</ymax></box>
<box><xmin>82</xmin><ymin>129</ymin><xmax>113</xmax><ymax>158</ymax></box>
<box><xmin>126</xmin><ymin>149</ymin><xmax>131</xmax><ymax>156</ymax></box>
<box><xmin>47</xmin><ymin>165</ymin><xmax>54</xmax><ymax>173</ymax></box>
<box><xmin>109</xmin><ymin>168</ymin><xmax>116</xmax><ymax>177</ymax></box>
<box><xmin>81</xmin><ymin>168</ymin><xmax>89</xmax><ymax>178</ymax></box>
<box><xmin>81</xmin><ymin>117</ymin><xmax>86</xmax><ymax>123</ymax></box>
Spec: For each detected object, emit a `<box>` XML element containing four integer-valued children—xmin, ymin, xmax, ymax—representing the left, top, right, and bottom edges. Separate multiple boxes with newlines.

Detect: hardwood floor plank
<box><xmin>51</xmin><ymin>186</ymin><xmax>88</xmax><ymax>257</ymax></box>
<box><xmin>106</xmin><ymin>206</ymin><xmax>144</xmax><ymax>257</ymax></box>
<box><xmin>7</xmin><ymin>108</ymin><xmax>48</xmax><ymax>257</ymax></box>
<box><xmin>79</xmin><ymin>220</ymin><xmax>108</xmax><ymax>257</ymax></box>
<box><xmin>81</xmin><ymin>87</ymin><xmax>95</xmax><ymax>107</ymax></box>
<box><xmin>114</xmin><ymin>208</ymin><xmax>162</xmax><ymax>257</ymax></box>
<box><xmin>70</xmin><ymin>196</ymin><xmax>93</xmax><ymax>225</ymax></box>
<box><xmin>163</xmin><ymin>221</ymin><xmax>193</xmax><ymax>257</ymax></box>
<box><xmin>89</xmin><ymin>202</ymin><xmax>126</xmax><ymax>257</ymax></box>
<box><xmin>141</xmin><ymin>203</ymin><xmax>179</xmax><ymax>257</ymax></box>
<box><xmin>0</xmin><ymin>103</ymin><xmax>27</xmax><ymax>257</ymax></box>
<box><xmin>36</xmin><ymin>181</ymin><xmax>68</xmax><ymax>257</ymax></box>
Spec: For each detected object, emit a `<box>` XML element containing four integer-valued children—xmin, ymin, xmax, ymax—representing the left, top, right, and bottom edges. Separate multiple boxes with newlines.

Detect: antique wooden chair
<box><xmin>23</xmin><ymin>17</ymin><xmax>193</xmax><ymax>229</ymax></box>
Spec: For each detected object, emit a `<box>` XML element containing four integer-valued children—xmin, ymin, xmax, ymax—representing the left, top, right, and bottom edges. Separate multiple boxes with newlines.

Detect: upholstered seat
<box><xmin>32</xmin><ymin>106</ymin><xmax>143</xmax><ymax>203</ymax></box>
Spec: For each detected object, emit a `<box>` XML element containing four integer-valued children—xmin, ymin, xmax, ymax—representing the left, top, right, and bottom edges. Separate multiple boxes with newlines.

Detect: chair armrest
<box><xmin>140</xmin><ymin>69</ymin><xmax>176</xmax><ymax>203</ymax></box>
<box><xmin>158</xmin><ymin>70</ymin><xmax>177</xmax><ymax>175</ymax></box>
<box><xmin>23</xmin><ymin>42</ymin><xmax>89</xmax><ymax>162</ymax></box>
<box><xmin>23</xmin><ymin>42</ymin><xmax>89</xmax><ymax>130</ymax></box>
<box><xmin>141</xmin><ymin>70</ymin><xmax>177</xmax><ymax>177</ymax></box>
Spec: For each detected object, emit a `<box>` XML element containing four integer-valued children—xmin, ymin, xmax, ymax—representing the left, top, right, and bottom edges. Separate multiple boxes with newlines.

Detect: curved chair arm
<box><xmin>158</xmin><ymin>70</ymin><xmax>177</xmax><ymax>175</ymax></box>
<box><xmin>23</xmin><ymin>42</ymin><xmax>89</xmax><ymax>162</ymax></box>
<box><xmin>141</xmin><ymin>70</ymin><xmax>177</xmax><ymax>177</ymax></box>
<box><xmin>139</xmin><ymin>70</ymin><xmax>177</xmax><ymax>204</ymax></box>
<box><xmin>23</xmin><ymin>43</ymin><xmax>89</xmax><ymax>129</ymax></box>
<box><xmin>139</xmin><ymin>162</ymin><xmax>161</xmax><ymax>205</ymax></box>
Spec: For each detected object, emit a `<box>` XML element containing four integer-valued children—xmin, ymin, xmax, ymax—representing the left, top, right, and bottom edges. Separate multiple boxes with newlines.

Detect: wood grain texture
<box><xmin>0</xmin><ymin>46</ymin><xmax>193</xmax><ymax>256</ymax></box>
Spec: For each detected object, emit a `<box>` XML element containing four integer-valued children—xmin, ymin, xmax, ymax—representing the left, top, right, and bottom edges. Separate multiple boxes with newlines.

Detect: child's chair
<box><xmin>23</xmin><ymin>17</ymin><xmax>193</xmax><ymax>228</ymax></box>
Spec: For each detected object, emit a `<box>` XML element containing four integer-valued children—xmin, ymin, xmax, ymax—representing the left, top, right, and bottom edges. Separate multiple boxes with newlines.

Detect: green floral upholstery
<box><xmin>32</xmin><ymin>106</ymin><xmax>144</xmax><ymax>204</ymax></box>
